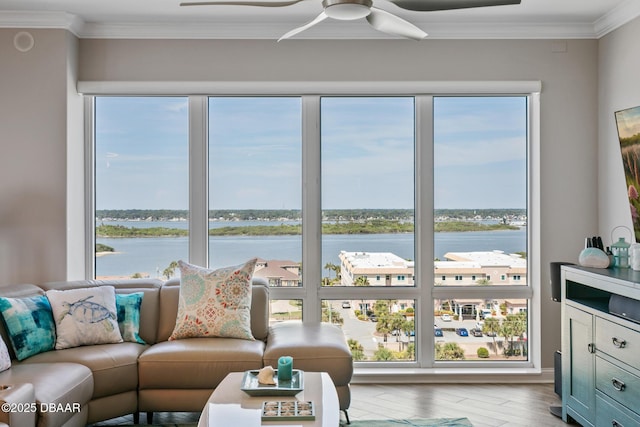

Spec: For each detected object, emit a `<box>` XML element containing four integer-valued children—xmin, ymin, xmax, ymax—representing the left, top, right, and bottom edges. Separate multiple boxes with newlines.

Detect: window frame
<box><xmin>80</xmin><ymin>81</ymin><xmax>541</xmax><ymax>375</ymax></box>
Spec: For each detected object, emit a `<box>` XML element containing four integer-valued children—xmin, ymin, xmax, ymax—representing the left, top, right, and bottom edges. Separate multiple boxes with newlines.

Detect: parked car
<box><xmin>469</xmin><ymin>328</ymin><xmax>483</xmax><ymax>337</ymax></box>
<box><xmin>485</xmin><ymin>330</ymin><xmax>497</xmax><ymax>337</ymax></box>
<box><xmin>455</xmin><ymin>328</ymin><xmax>469</xmax><ymax>337</ymax></box>
<box><xmin>341</xmin><ymin>301</ymin><xmax>351</xmax><ymax>309</ymax></box>
<box><xmin>440</xmin><ymin>313</ymin><xmax>452</xmax><ymax>322</ymax></box>
<box><xmin>434</xmin><ymin>326</ymin><xmax>443</xmax><ymax>337</ymax></box>
<box><xmin>369</xmin><ymin>314</ymin><xmax>378</xmax><ymax>322</ymax></box>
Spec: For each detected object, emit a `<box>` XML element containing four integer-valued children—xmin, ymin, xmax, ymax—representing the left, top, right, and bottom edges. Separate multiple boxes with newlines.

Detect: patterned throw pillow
<box><xmin>0</xmin><ymin>295</ymin><xmax>56</xmax><ymax>361</ymax></box>
<box><xmin>116</xmin><ymin>292</ymin><xmax>146</xmax><ymax>344</ymax></box>
<box><xmin>46</xmin><ymin>286</ymin><xmax>123</xmax><ymax>350</ymax></box>
<box><xmin>169</xmin><ymin>258</ymin><xmax>257</xmax><ymax>341</ymax></box>
<box><xmin>0</xmin><ymin>335</ymin><xmax>10</xmax><ymax>372</ymax></box>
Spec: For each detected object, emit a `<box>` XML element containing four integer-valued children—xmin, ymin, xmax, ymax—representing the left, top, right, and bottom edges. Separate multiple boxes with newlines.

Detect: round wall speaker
<box><xmin>14</xmin><ymin>31</ymin><xmax>35</xmax><ymax>53</ymax></box>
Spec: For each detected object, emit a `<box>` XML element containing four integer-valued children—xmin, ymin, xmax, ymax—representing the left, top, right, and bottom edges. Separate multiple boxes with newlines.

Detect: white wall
<box><xmin>598</xmin><ymin>17</ymin><xmax>640</xmax><ymax>242</ymax></box>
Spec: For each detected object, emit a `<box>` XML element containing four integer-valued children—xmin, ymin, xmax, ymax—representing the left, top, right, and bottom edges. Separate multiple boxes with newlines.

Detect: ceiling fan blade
<box><xmin>366</xmin><ymin>7</ymin><xmax>427</xmax><ymax>40</ymax></box>
<box><xmin>180</xmin><ymin>0</ymin><xmax>305</xmax><ymax>7</ymax></box>
<box><xmin>387</xmin><ymin>0</ymin><xmax>520</xmax><ymax>12</ymax></box>
<box><xmin>278</xmin><ymin>11</ymin><xmax>329</xmax><ymax>41</ymax></box>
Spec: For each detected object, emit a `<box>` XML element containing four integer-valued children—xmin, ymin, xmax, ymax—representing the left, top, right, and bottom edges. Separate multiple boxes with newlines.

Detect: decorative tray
<box><xmin>240</xmin><ymin>369</ymin><xmax>304</xmax><ymax>396</ymax></box>
<box><xmin>261</xmin><ymin>400</ymin><xmax>315</xmax><ymax>421</ymax></box>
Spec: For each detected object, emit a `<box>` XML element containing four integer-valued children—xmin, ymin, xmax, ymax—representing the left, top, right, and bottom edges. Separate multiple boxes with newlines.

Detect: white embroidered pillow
<box><xmin>169</xmin><ymin>259</ymin><xmax>257</xmax><ymax>341</ymax></box>
<box><xmin>0</xmin><ymin>335</ymin><xmax>11</xmax><ymax>372</ymax></box>
<box><xmin>46</xmin><ymin>286</ymin><xmax>123</xmax><ymax>350</ymax></box>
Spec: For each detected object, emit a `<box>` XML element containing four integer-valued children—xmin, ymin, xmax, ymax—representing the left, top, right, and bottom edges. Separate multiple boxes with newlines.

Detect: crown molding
<box><xmin>0</xmin><ymin>11</ymin><xmax>85</xmax><ymax>35</ymax></box>
<box><xmin>1</xmin><ymin>7</ymin><xmax>639</xmax><ymax>40</ymax></box>
<box><xmin>594</xmin><ymin>0</ymin><xmax>640</xmax><ymax>38</ymax></box>
<box><xmin>75</xmin><ymin>20</ymin><xmax>602</xmax><ymax>40</ymax></box>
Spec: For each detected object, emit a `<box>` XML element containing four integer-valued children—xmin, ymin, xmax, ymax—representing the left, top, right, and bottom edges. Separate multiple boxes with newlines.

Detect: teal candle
<box><xmin>277</xmin><ymin>356</ymin><xmax>293</xmax><ymax>381</ymax></box>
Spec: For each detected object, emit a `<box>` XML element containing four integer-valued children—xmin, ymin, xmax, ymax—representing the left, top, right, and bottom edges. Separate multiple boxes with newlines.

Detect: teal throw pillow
<box><xmin>0</xmin><ymin>295</ymin><xmax>56</xmax><ymax>361</ymax></box>
<box><xmin>116</xmin><ymin>293</ymin><xmax>146</xmax><ymax>344</ymax></box>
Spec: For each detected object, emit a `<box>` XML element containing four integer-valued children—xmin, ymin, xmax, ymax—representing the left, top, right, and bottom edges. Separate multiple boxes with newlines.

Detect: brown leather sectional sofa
<box><xmin>0</xmin><ymin>278</ymin><xmax>353</xmax><ymax>427</ymax></box>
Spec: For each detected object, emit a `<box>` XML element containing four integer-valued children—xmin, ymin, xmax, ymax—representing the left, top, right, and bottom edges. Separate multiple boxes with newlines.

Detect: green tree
<box><xmin>321</xmin><ymin>301</ymin><xmax>344</xmax><ymax>325</ymax></box>
<box><xmin>324</xmin><ymin>262</ymin><xmax>341</xmax><ymax>281</ymax></box>
<box><xmin>353</xmin><ymin>276</ymin><xmax>370</xmax><ymax>287</ymax></box>
<box><xmin>373</xmin><ymin>345</ymin><xmax>395</xmax><ymax>361</ymax></box>
<box><xmin>376</xmin><ymin>314</ymin><xmax>392</xmax><ymax>342</ymax></box>
<box><xmin>436</xmin><ymin>342</ymin><xmax>465</xmax><ymax>360</ymax></box>
<box><xmin>482</xmin><ymin>317</ymin><xmax>501</xmax><ymax>355</ymax></box>
<box><xmin>389</xmin><ymin>313</ymin><xmax>406</xmax><ymax>341</ymax></box>
<box><xmin>502</xmin><ymin>312</ymin><xmax>527</xmax><ymax>356</ymax></box>
<box><xmin>163</xmin><ymin>261</ymin><xmax>179</xmax><ymax>280</ymax></box>
<box><xmin>347</xmin><ymin>339</ymin><xmax>366</xmax><ymax>361</ymax></box>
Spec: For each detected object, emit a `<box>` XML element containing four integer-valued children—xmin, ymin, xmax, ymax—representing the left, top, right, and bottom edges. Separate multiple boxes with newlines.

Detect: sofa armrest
<box><xmin>0</xmin><ymin>383</ymin><xmax>37</xmax><ymax>427</ymax></box>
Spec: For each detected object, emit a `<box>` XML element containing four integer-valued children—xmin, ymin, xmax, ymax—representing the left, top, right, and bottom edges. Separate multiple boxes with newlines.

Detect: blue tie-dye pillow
<box><xmin>0</xmin><ymin>295</ymin><xmax>56</xmax><ymax>361</ymax></box>
<box><xmin>116</xmin><ymin>292</ymin><xmax>146</xmax><ymax>344</ymax></box>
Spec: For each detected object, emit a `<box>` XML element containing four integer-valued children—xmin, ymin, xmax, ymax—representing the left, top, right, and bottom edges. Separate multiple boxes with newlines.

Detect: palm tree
<box><xmin>324</xmin><ymin>262</ymin><xmax>341</xmax><ymax>280</ymax></box>
<box><xmin>353</xmin><ymin>276</ymin><xmax>370</xmax><ymax>286</ymax></box>
<box><xmin>162</xmin><ymin>260</ymin><xmax>179</xmax><ymax>280</ymax></box>
<box><xmin>482</xmin><ymin>317</ymin><xmax>501</xmax><ymax>355</ymax></box>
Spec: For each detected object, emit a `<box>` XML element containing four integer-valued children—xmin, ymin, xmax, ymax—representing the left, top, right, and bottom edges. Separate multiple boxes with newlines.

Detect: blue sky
<box><xmin>95</xmin><ymin>96</ymin><xmax>527</xmax><ymax>211</ymax></box>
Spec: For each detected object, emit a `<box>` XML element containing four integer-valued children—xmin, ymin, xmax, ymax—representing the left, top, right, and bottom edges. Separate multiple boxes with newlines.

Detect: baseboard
<box><xmin>351</xmin><ymin>367</ymin><xmax>554</xmax><ymax>384</ymax></box>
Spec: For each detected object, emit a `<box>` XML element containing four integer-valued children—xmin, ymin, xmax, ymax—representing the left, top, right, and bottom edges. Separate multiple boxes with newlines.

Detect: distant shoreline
<box><xmin>96</xmin><ymin>251</ymin><xmax>120</xmax><ymax>257</ymax></box>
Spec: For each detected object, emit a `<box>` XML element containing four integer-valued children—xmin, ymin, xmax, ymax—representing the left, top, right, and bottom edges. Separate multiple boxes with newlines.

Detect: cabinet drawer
<box><xmin>596</xmin><ymin>356</ymin><xmax>640</xmax><ymax>410</ymax></box>
<box><xmin>596</xmin><ymin>316</ymin><xmax>640</xmax><ymax>366</ymax></box>
<box><xmin>596</xmin><ymin>391</ymin><xmax>640</xmax><ymax>427</ymax></box>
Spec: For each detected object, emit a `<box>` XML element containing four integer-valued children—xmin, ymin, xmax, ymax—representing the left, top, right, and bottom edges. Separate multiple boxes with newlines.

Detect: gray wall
<box><xmin>0</xmin><ymin>29</ymin><xmax>73</xmax><ymax>285</ymax></box>
<box><xmin>2</xmin><ymin>33</ymin><xmax>605</xmax><ymax>370</ymax></box>
<box><xmin>598</xmin><ymin>17</ymin><xmax>640</xmax><ymax>243</ymax></box>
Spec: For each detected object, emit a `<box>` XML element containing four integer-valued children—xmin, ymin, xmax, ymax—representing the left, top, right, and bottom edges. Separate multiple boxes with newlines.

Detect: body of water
<box><xmin>96</xmin><ymin>220</ymin><xmax>526</xmax><ymax>278</ymax></box>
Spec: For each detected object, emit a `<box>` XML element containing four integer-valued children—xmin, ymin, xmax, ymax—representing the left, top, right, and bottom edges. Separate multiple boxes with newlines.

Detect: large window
<box><xmin>94</xmin><ymin>97</ymin><xmax>189</xmax><ymax>279</ymax></box>
<box><xmin>432</xmin><ymin>96</ymin><xmax>530</xmax><ymax>362</ymax></box>
<box><xmin>208</xmin><ymin>97</ymin><xmax>302</xmax><ymax>283</ymax></box>
<box><xmin>88</xmin><ymin>86</ymin><xmax>538</xmax><ymax>373</ymax></box>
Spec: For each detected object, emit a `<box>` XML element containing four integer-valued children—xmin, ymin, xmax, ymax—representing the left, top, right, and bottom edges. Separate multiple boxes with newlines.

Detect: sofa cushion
<box><xmin>21</xmin><ymin>342</ymin><xmax>146</xmax><ymax>399</ymax></box>
<box><xmin>139</xmin><ymin>337</ymin><xmax>264</xmax><ymax>389</ymax></box>
<box><xmin>0</xmin><ymin>362</ymin><xmax>92</xmax><ymax>427</ymax></box>
<box><xmin>46</xmin><ymin>286</ymin><xmax>122</xmax><ymax>350</ymax></box>
<box><xmin>158</xmin><ymin>277</ymin><xmax>270</xmax><ymax>342</ymax></box>
<box><xmin>0</xmin><ymin>295</ymin><xmax>56</xmax><ymax>361</ymax></box>
<box><xmin>263</xmin><ymin>322</ymin><xmax>353</xmax><ymax>388</ymax></box>
<box><xmin>42</xmin><ymin>279</ymin><xmax>163</xmax><ymax>346</ymax></box>
<box><xmin>169</xmin><ymin>259</ymin><xmax>257</xmax><ymax>341</ymax></box>
<box><xmin>116</xmin><ymin>292</ymin><xmax>146</xmax><ymax>344</ymax></box>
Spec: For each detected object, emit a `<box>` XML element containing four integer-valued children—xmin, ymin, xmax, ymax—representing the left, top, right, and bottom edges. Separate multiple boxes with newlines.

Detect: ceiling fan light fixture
<box><xmin>323</xmin><ymin>0</ymin><xmax>372</xmax><ymax>20</ymax></box>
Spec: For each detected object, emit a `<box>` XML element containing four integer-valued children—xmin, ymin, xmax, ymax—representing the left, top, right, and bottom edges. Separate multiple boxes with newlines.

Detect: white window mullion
<box><xmin>302</xmin><ymin>95</ymin><xmax>322</xmax><ymax>323</ymax></box>
<box><xmin>189</xmin><ymin>96</ymin><xmax>209</xmax><ymax>267</ymax></box>
<box><xmin>84</xmin><ymin>96</ymin><xmax>96</xmax><ymax>280</ymax></box>
<box><xmin>416</xmin><ymin>95</ymin><xmax>435</xmax><ymax>367</ymax></box>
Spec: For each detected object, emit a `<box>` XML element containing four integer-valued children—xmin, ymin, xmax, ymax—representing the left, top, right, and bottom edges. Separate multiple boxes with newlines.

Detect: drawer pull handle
<box><xmin>612</xmin><ymin>378</ymin><xmax>626</xmax><ymax>392</ymax></box>
<box><xmin>612</xmin><ymin>337</ymin><xmax>627</xmax><ymax>348</ymax></box>
<box><xmin>612</xmin><ymin>420</ymin><xmax>624</xmax><ymax>427</ymax></box>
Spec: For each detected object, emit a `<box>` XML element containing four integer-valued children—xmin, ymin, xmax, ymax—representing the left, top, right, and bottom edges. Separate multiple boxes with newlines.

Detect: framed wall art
<box><xmin>615</xmin><ymin>105</ymin><xmax>640</xmax><ymax>241</ymax></box>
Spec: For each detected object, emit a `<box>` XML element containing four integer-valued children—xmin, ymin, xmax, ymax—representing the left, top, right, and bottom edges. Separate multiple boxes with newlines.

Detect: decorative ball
<box><xmin>578</xmin><ymin>248</ymin><xmax>610</xmax><ymax>268</ymax></box>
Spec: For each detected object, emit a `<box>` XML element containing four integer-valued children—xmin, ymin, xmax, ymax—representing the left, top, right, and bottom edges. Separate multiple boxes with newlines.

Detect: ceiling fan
<box><xmin>180</xmin><ymin>0</ymin><xmax>521</xmax><ymax>41</ymax></box>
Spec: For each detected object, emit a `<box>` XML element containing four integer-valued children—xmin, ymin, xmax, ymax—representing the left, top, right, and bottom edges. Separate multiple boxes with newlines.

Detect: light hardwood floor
<box><xmin>92</xmin><ymin>383</ymin><xmax>566</xmax><ymax>426</ymax></box>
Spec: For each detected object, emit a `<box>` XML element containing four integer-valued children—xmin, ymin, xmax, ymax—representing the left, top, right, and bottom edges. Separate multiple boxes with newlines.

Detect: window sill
<box><xmin>352</xmin><ymin>367</ymin><xmax>551</xmax><ymax>384</ymax></box>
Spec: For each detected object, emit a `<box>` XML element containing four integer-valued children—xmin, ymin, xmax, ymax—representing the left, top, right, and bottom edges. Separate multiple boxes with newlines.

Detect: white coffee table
<box><xmin>197</xmin><ymin>371</ymin><xmax>339</xmax><ymax>427</ymax></box>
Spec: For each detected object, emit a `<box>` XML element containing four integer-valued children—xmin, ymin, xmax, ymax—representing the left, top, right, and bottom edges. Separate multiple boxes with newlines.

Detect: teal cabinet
<box><xmin>563</xmin><ymin>305</ymin><xmax>595</xmax><ymax>425</ymax></box>
<box><xmin>562</xmin><ymin>266</ymin><xmax>640</xmax><ymax>427</ymax></box>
